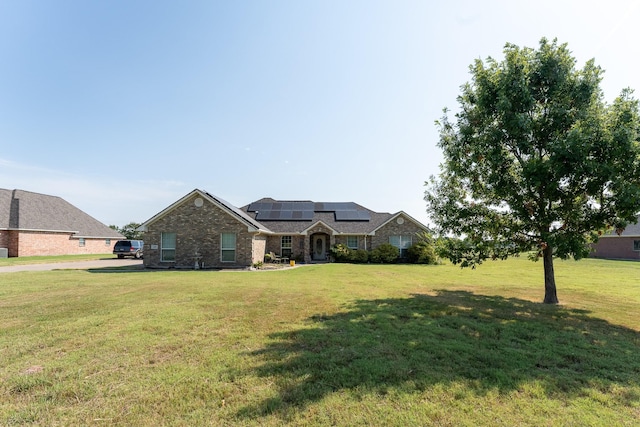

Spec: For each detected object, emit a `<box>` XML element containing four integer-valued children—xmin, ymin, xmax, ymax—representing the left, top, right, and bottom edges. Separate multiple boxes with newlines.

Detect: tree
<box><xmin>425</xmin><ymin>38</ymin><xmax>640</xmax><ymax>304</ymax></box>
<box><xmin>109</xmin><ymin>222</ymin><xmax>143</xmax><ymax>240</ymax></box>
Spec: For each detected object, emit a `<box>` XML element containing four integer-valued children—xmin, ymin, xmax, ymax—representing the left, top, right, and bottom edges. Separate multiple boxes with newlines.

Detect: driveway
<box><xmin>0</xmin><ymin>258</ymin><xmax>144</xmax><ymax>273</ymax></box>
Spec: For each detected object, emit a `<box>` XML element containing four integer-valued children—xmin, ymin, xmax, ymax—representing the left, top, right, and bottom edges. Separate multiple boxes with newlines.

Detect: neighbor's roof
<box><xmin>0</xmin><ymin>188</ymin><xmax>123</xmax><ymax>238</ymax></box>
<box><xmin>600</xmin><ymin>215</ymin><xmax>640</xmax><ymax>237</ymax></box>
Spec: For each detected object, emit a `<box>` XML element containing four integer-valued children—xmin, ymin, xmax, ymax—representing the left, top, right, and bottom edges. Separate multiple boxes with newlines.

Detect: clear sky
<box><xmin>1</xmin><ymin>0</ymin><xmax>639</xmax><ymax>227</ymax></box>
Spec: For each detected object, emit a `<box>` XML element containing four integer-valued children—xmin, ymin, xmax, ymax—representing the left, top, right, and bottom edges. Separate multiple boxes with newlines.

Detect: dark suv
<box><xmin>113</xmin><ymin>240</ymin><xmax>144</xmax><ymax>259</ymax></box>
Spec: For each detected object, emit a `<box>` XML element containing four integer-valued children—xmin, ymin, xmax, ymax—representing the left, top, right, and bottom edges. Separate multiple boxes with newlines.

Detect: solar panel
<box><xmin>251</xmin><ymin>200</ymin><xmax>368</xmax><ymax>221</ymax></box>
<box><xmin>335</xmin><ymin>210</ymin><xmax>371</xmax><ymax>221</ymax></box>
<box><xmin>247</xmin><ymin>202</ymin><xmax>273</xmax><ymax>212</ymax></box>
<box><xmin>255</xmin><ymin>208</ymin><xmax>314</xmax><ymax>221</ymax></box>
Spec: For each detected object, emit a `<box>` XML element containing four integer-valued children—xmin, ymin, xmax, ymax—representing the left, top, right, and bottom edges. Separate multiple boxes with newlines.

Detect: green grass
<box><xmin>1</xmin><ymin>258</ymin><xmax>639</xmax><ymax>426</ymax></box>
<box><xmin>0</xmin><ymin>253</ymin><xmax>113</xmax><ymax>267</ymax></box>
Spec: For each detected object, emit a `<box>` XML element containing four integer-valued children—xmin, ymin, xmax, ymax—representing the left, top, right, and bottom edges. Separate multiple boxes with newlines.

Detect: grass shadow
<box><xmin>237</xmin><ymin>290</ymin><xmax>640</xmax><ymax>419</ymax></box>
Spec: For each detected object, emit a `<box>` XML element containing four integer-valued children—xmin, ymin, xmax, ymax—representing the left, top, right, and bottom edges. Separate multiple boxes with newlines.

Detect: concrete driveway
<box><xmin>0</xmin><ymin>258</ymin><xmax>143</xmax><ymax>273</ymax></box>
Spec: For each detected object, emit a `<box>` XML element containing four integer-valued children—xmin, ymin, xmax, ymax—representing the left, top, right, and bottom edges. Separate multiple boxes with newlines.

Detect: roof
<box><xmin>241</xmin><ymin>197</ymin><xmax>428</xmax><ymax>235</ymax></box>
<box><xmin>0</xmin><ymin>188</ymin><xmax>124</xmax><ymax>238</ymax></box>
<box><xmin>140</xmin><ymin>190</ymin><xmax>430</xmax><ymax>236</ymax></box>
<box><xmin>600</xmin><ymin>215</ymin><xmax>640</xmax><ymax>237</ymax></box>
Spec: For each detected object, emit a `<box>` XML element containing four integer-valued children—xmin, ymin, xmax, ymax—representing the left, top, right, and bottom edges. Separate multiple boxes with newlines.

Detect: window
<box><xmin>347</xmin><ymin>236</ymin><xmax>358</xmax><ymax>249</ymax></box>
<box><xmin>634</xmin><ymin>240</ymin><xmax>640</xmax><ymax>251</ymax></box>
<box><xmin>79</xmin><ymin>238</ymin><xmax>85</xmax><ymax>247</ymax></box>
<box><xmin>105</xmin><ymin>239</ymin><xmax>111</xmax><ymax>246</ymax></box>
<box><xmin>281</xmin><ymin>236</ymin><xmax>292</xmax><ymax>258</ymax></box>
<box><xmin>161</xmin><ymin>232</ymin><xmax>176</xmax><ymax>262</ymax></box>
<box><xmin>221</xmin><ymin>233</ymin><xmax>236</xmax><ymax>262</ymax></box>
<box><xmin>389</xmin><ymin>235</ymin><xmax>412</xmax><ymax>258</ymax></box>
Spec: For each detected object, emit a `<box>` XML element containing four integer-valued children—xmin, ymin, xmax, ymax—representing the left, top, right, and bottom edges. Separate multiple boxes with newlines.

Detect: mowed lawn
<box><xmin>1</xmin><ymin>258</ymin><xmax>639</xmax><ymax>426</ymax></box>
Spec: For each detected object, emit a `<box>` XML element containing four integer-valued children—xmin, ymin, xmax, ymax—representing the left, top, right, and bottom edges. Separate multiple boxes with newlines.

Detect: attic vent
<box><xmin>194</xmin><ymin>198</ymin><xmax>204</xmax><ymax>207</ymax></box>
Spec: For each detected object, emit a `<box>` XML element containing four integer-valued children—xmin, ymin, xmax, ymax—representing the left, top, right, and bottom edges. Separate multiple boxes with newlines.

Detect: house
<box><xmin>0</xmin><ymin>189</ymin><xmax>124</xmax><ymax>257</ymax></box>
<box><xmin>139</xmin><ymin>189</ymin><xmax>430</xmax><ymax>269</ymax></box>
<box><xmin>590</xmin><ymin>216</ymin><xmax>640</xmax><ymax>260</ymax></box>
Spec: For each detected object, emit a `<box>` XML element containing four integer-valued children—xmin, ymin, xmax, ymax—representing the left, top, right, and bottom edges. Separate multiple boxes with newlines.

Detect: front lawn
<box><xmin>1</xmin><ymin>258</ymin><xmax>639</xmax><ymax>425</ymax></box>
<box><xmin>0</xmin><ymin>253</ymin><xmax>113</xmax><ymax>267</ymax></box>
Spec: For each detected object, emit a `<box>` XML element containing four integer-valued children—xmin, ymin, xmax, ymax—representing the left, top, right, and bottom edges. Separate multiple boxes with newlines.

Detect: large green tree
<box><xmin>425</xmin><ymin>38</ymin><xmax>640</xmax><ymax>304</ymax></box>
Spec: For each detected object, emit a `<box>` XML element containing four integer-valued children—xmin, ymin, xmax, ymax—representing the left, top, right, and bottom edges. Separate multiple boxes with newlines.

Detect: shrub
<box><xmin>406</xmin><ymin>241</ymin><xmax>437</xmax><ymax>264</ymax></box>
<box><xmin>330</xmin><ymin>244</ymin><xmax>352</xmax><ymax>263</ymax></box>
<box><xmin>351</xmin><ymin>249</ymin><xmax>370</xmax><ymax>263</ymax></box>
<box><xmin>370</xmin><ymin>243</ymin><xmax>399</xmax><ymax>263</ymax></box>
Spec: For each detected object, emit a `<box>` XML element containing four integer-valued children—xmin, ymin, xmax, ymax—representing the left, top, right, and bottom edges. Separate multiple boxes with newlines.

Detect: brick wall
<box><xmin>0</xmin><ymin>230</ymin><xmax>11</xmax><ymax>255</ymax></box>
<box><xmin>591</xmin><ymin>237</ymin><xmax>640</xmax><ymax>260</ymax></box>
<box><xmin>252</xmin><ymin>235</ymin><xmax>267</xmax><ymax>264</ymax></box>
<box><xmin>13</xmin><ymin>231</ymin><xmax>115</xmax><ymax>257</ymax></box>
<box><xmin>265</xmin><ymin>235</ymin><xmax>307</xmax><ymax>261</ymax></box>
<box><xmin>143</xmin><ymin>194</ymin><xmax>258</xmax><ymax>269</ymax></box>
<box><xmin>371</xmin><ymin>216</ymin><xmax>426</xmax><ymax>249</ymax></box>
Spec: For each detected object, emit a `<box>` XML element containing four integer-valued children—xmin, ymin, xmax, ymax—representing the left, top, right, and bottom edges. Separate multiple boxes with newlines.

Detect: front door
<box><xmin>312</xmin><ymin>235</ymin><xmax>327</xmax><ymax>261</ymax></box>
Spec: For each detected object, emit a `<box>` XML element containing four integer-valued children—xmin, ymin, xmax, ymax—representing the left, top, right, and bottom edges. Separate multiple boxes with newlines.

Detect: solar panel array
<box><xmin>247</xmin><ymin>201</ymin><xmax>370</xmax><ymax>221</ymax></box>
<box><xmin>334</xmin><ymin>210</ymin><xmax>371</xmax><ymax>221</ymax></box>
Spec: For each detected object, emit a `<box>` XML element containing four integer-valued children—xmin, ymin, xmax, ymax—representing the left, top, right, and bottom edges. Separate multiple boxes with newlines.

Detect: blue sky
<box><xmin>1</xmin><ymin>0</ymin><xmax>639</xmax><ymax>227</ymax></box>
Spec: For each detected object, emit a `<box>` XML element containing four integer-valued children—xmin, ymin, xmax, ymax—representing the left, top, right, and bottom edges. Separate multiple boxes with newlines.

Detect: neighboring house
<box><xmin>590</xmin><ymin>216</ymin><xmax>640</xmax><ymax>260</ymax></box>
<box><xmin>0</xmin><ymin>189</ymin><xmax>123</xmax><ymax>257</ymax></box>
<box><xmin>139</xmin><ymin>189</ymin><xmax>430</xmax><ymax>269</ymax></box>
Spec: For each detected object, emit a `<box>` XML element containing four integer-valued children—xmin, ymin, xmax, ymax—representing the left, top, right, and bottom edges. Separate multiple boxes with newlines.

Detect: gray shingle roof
<box><xmin>0</xmin><ymin>189</ymin><xmax>123</xmax><ymax>238</ymax></box>
<box><xmin>240</xmin><ymin>197</ymin><xmax>400</xmax><ymax>234</ymax></box>
<box><xmin>202</xmin><ymin>191</ymin><xmax>272</xmax><ymax>233</ymax></box>
<box><xmin>601</xmin><ymin>215</ymin><xmax>640</xmax><ymax>237</ymax></box>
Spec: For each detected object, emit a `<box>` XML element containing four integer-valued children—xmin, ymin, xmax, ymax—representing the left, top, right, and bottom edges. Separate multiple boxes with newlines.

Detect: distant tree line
<box><xmin>109</xmin><ymin>222</ymin><xmax>143</xmax><ymax>240</ymax></box>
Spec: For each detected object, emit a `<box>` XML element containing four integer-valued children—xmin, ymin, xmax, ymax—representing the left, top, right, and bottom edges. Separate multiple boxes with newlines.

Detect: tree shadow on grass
<box><xmin>237</xmin><ymin>290</ymin><xmax>640</xmax><ymax>419</ymax></box>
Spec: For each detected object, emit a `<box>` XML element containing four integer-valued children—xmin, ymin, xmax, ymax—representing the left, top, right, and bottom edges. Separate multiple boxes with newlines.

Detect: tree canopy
<box><xmin>110</xmin><ymin>222</ymin><xmax>143</xmax><ymax>240</ymax></box>
<box><xmin>425</xmin><ymin>38</ymin><xmax>640</xmax><ymax>304</ymax></box>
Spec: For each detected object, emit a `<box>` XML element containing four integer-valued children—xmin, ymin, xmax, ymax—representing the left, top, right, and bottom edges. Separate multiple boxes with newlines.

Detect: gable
<box><xmin>140</xmin><ymin>189</ymin><xmax>271</xmax><ymax>233</ymax></box>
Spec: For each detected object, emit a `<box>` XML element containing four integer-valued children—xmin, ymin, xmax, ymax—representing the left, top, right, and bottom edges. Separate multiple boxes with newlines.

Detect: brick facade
<box><xmin>142</xmin><ymin>194</ymin><xmax>265</xmax><ymax>269</ymax></box>
<box><xmin>591</xmin><ymin>236</ymin><xmax>640</xmax><ymax>260</ymax></box>
<box><xmin>0</xmin><ymin>229</ymin><xmax>115</xmax><ymax>257</ymax></box>
<box><xmin>370</xmin><ymin>215</ymin><xmax>425</xmax><ymax>250</ymax></box>
<box><xmin>140</xmin><ymin>190</ymin><xmax>431</xmax><ymax>268</ymax></box>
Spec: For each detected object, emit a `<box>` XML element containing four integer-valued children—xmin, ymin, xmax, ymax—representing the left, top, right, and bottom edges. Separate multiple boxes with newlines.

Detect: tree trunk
<box><xmin>542</xmin><ymin>246</ymin><xmax>559</xmax><ymax>304</ymax></box>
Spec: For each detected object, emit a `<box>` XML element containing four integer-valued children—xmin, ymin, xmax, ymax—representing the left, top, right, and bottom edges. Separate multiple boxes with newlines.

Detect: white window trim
<box><xmin>390</xmin><ymin>235</ymin><xmax>412</xmax><ymax>256</ymax></box>
<box><xmin>347</xmin><ymin>235</ymin><xmax>358</xmax><ymax>249</ymax></box>
<box><xmin>221</xmin><ymin>233</ymin><xmax>236</xmax><ymax>262</ymax></box>
<box><xmin>281</xmin><ymin>235</ymin><xmax>292</xmax><ymax>257</ymax></box>
<box><xmin>161</xmin><ymin>232</ymin><xmax>176</xmax><ymax>262</ymax></box>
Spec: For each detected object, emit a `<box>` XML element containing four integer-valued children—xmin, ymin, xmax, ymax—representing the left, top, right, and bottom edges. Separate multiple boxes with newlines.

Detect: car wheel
<box><xmin>134</xmin><ymin>251</ymin><xmax>141</xmax><ymax>259</ymax></box>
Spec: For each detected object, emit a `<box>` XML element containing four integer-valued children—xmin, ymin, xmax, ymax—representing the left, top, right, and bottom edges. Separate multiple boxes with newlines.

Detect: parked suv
<box><xmin>113</xmin><ymin>240</ymin><xmax>144</xmax><ymax>259</ymax></box>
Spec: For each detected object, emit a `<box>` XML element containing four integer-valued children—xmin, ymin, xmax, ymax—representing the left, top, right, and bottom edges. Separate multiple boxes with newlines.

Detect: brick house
<box><xmin>590</xmin><ymin>216</ymin><xmax>640</xmax><ymax>260</ymax></box>
<box><xmin>139</xmin><ymin>189</ymin><xmax>430</xmax><ymax>269</ymax></box>
<box><xmin>0</xmin><ymin>189</ymin><xmax>124</xmax><ymax>257</ymax></box>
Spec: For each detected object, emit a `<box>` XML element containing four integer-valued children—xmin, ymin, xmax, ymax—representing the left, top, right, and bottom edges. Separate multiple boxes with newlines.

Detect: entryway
<box><xmin>311</xmin><ymin>233</ymin><xmax>328</xmax><ymax>261</ymax></box>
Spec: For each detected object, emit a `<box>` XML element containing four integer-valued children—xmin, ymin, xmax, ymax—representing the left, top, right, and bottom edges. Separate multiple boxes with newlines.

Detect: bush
<box><xmin>406</xmin><ymin>241</ymin><xmax>437</xmax><ymax>264</ymax></box>
<box><xmin>351</xmin><ymin>249</ymin><xmax>370</xmax><ymax>263</ymax></box>
<box><xmin>370</xmin><ymin>243</ymin><xmax>399</xmax><ymax>263</ymax></box>
<box><xmin>330</xmin><ymin>244</ymin><xmax>352</xmax><ymax>263</ymax></box>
